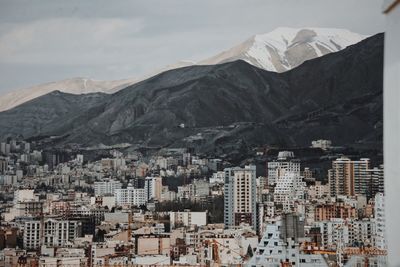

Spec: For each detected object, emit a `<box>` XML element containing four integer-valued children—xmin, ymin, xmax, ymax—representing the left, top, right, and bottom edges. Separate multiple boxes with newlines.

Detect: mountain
<box><xmin>0</xmin><ymin>28</ymin><xmax>366</xmax><ymax>112</ymax></box>
<box><xmin>0</xmin><ymin>91</ymin><xmax>107</xmax><ymax>139</ymax></box>
<box><xmin>0</xmin><ymin>33</ymin><xmax>383</xmax><ymax>152</ymax></box>
<box><xmin>0</xmin><ymin>77</ymin><xmax>136</xmax><ymax>112</ymax></box>
<box><xmin>199</xmin><ymin>27</ymin><xmax>367</xmax><ymax>72</ymax></box>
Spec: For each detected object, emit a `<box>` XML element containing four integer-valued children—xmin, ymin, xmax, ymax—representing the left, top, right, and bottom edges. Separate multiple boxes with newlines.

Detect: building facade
<box><xmin>224</xmin><ymin>165</ymin><xmax>257</xmax><ymax>230</ymax></box>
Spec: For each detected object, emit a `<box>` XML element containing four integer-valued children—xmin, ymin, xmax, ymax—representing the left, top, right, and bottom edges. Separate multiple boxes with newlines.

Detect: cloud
<box><xmin>0</xmin><ymin>0</ymin><xmax>385</xmax><ymax>92</ymax></box>
<box><xmin>0</xmin><ymin>17</ymin><xmax>145</xmax><ymax>65</ymax></box>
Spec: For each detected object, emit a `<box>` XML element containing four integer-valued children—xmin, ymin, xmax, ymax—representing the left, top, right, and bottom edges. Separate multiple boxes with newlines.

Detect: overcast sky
<box><xmin>0</xmin><ymin>0</ymin><xmax>385</xmax><ymax>93</ymax></box>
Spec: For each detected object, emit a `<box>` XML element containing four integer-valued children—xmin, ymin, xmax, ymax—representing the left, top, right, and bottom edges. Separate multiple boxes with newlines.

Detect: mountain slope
<box><xmin>0</xmin><ymin>33</ymin><xmax>383</xmax><ymax>151</ymax></box>
<box><xmin>0</xmin><ymin>77</ymin><xmax>136</xmax><ymax>112</ymax></box>
<box><xmin>0</xmin><ymin>91</ymin><xmax>107</xmax><ymax>139</ymax></box>
<box><xmin>0</xmin><ymin>28</ymin><xmax>366</xmax><ymax>112</ymax></box>
<box><xmin>199</xmin><ymin>27</ymin><xmax>367</xmax><ymax>72</ymax></box>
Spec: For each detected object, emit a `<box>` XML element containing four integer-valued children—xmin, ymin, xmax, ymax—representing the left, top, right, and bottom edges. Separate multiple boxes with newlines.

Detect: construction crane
<box><xmin>127</xmin><ymin>209</ymin><xmax>133</xmax><ymax>261</ymax></box>
<box><xmin>300</xmin><ymin>242</ymin><xmax>337</xmax><ymax>256</ymax></box>
<box><xmin>343</xmin><ymin>247</ymin><xmax>387</xmax><ymax>267</ymax></box>
<box><xmin>343</xmin><ymin>247</ymin><xmax>387</xmax><ymax>256</ymax></box>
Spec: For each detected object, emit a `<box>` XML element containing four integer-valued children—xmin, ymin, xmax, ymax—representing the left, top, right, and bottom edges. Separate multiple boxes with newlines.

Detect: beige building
<box><xmin>144</xmin><ymin>176</ymin><xmax>162</xmax><ymax>201</ymax></box>
<box><xmin>314</xmin><ymin>202</ymin><xmax>357</xmax><ymax>221</ymax></box>
<box><xmin>224</xmin><ymin>165</ymin><xmax>257</xmax><ymax>230</ymax></box>
<box><xmin>135</xmin><ymin>235</ymin><xmax>170</xmax><ymax>256</ymax></box>
<box><xmin>169</xmin><ymin>211</ymin><xmax>207</xmax><ymax>229</ymax></box>
<box><xmin>328</xmin><ymin>157</ymin><xmax>370</xmax><ymax>197</ymax></box>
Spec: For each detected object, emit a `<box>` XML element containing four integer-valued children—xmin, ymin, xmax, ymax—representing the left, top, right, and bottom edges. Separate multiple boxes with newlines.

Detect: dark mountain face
<box><xmin>0</xmin><ymin>33</ymin><xmax>383</xmax><ymax>152</ymax></box>
<box><xmin>0</xmin><ymin>91</ymin><xmax>107</xmax><ymax>139</ymax></box>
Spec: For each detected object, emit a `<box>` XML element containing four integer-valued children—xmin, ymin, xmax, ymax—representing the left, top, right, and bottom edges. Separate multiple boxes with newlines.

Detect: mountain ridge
<box><xmin>0</xmin><ymin>27</ymin><xmax>367</xmax><ymax>112</ymax></box>
<box><xmin>0</xmin><ymin>33</ymin><xmax>383</xmax><ymax>152</ymax></box>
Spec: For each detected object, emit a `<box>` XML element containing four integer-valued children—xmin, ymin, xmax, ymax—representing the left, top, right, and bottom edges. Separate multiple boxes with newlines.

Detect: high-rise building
<box><xmin>0</xmin><ymin>157</ymin><xmax>8</xmax><ymax>174</ymax></box>
<box><xmin>366</xmin><ymin>165</ymin><xmax>384</xmax><ymax>199</ymax></box>
<box><xmin>374</xmin><ymin>193</ymin><xmax>386</xmax><ymax>249</ymax></box>
<box><xmin>144</xmin><ymin>176</ymin><xmax>162</xmax><ymax>201</ymax></box>
<box><xmin>267</xmin><ymin>151</ymin><xmax>300</xmax><ymax>186</ymax></box>
<box><xmin>94</xmin><ymin>179</ymin><xmax>122</xmax><ymax>196</ymax></box>
<box><xmin>224</xmin><ymin>165</ymin><xmax>257</xmax><ymax>230</ymax></box>
<box><xmin>273</xmin><ymin>172</ymin><xmax>306</xmax><ymax>212</ymax></box>
<box><xmin>328</xmin><ymin>157</ymin><xmax>370</xmax><ymax>197</ymax></box>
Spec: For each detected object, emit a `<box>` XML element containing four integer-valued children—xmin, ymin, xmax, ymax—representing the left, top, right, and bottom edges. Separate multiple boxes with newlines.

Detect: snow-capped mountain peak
<box><xmin>200</xmin><ymin>27</ymin><xmax>368</xmax><ymax>72</ymax></box>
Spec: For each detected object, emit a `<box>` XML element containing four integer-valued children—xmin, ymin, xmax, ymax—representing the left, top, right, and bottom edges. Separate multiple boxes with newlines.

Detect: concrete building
<box><xmin>328</xmin><ymin>157</ymin><xmax>370</xmax><ymax>197</ymax></box>
<box><xmin>190</xmin><ymin>179</ymin><xmax>210</xmax><ymax>199</ymax></box>
<box><xmin>366</xmin><ymin>165</ymin><xmax>384</xmax><ymax>200</ymax></box>
<box><xmin>273</xmin><ymin>172</ymin><xmax>306</xmax><ymax>212</ymax></box>
<box><xmin>144</xmin><ymin>176</ymin><xmax>162</xmax><ymax>201</ymax></box>
<box><xmin>14</xmin><ymin>189</ymin><xmax>37</xmax><ymax>204</ymax></box>
<box><xmin>316</xmin><ymin>219</ymin><xmax>350</xmax><ymax>249</ymax></box>
<box><xmin>169</xmin><ymin>211</ymin><xmax>207</xmax><ymax>229</ymax></box>
<box><xmin>374</xmin><ymin>193</ymin><xmax>386</xmax><ymax>249</ymax></box>
<box><xmin>23</xmin><ymin>219</ymin><xmax>81</xmax><ymax>250</ymax></box>
<box><xmin>94</xmin><ymin>179</ymin><xmax>122</xmax><ymax>196</ymax></box>
<box><xmin>114</xmin><ymin>184</ymin><xmax>145</xmax><ymax>207</ymax></box>
<box><xmin>307</xmin><ymin>181</ymin><xmax>330</xmax><ymax>199</ymax></box>
<box><xmin>311</xmin><ymin>139</ymin><xmax>332</xmax><ymax>150</ymax></box>
<box><xmin>314</xmin><ymin>202</ymin><xmax>357</xmax><ymax>221</ymax></box>
<box><xmin>135</xmin><ymin>235</ymin><xmax>170</xmax><ymax>256</ymax></box>
<box><xmin>267</xmin><ymin>151</ymin><xmax>300</xmax><ymax>186</ymax></box>
<box><xmin>210</xmin><ymin>171</ymin><xmax>225</xmax><ymax>184</ymax></box>
<box><xmin>247</xmin><ymin>217</ymin><xmax>328</xmax><ymax>267</ymax></box>
<box><xmin>224</xmin><ymin>165</ymin><xmax>257</xmax><ymax>230</ymax></box>
<box><xmin>352</xmin><ymin>219</ymin><xmax>374</xmax><ymax>246</ymax></box>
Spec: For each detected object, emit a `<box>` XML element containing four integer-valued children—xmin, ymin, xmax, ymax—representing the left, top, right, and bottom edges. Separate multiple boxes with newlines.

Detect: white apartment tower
<box><xmin>374</xmin><ymin>193</ymin><xmax>386</xmax><ymax>249</ymax></box>
<box><xmin>273</xmin><ymin>172</ymin><xmax>306</xmax><ymax>212</ymax></box>
<box><xmin>267</xmin><ymin>151</ymin><xmax>300</xmax><ymax>186</ymax></box>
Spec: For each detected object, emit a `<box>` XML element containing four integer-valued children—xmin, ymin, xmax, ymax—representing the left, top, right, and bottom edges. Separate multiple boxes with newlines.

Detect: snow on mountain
<box><xmin>0</xmin><ymin>27</ymin><xmax>367</xmax><ymax>112</ymax></box>
<box><xmin>199</xmin><ymin>27</ymin><xmax>368</xmax><ymax>72</ymax></box>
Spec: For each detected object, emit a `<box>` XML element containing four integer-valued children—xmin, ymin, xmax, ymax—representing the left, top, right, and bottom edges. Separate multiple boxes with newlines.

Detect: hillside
<box><xmin>0</xmin><ymin>33</ymin><xmax>383</xmax><ymax>152</ymax></box>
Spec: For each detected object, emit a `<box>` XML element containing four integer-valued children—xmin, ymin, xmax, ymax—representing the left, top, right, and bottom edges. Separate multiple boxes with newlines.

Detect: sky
<box><xmin>0</xmin><ymin>0</ymin><xmax>385</xmax><ymax>93</ymax></box>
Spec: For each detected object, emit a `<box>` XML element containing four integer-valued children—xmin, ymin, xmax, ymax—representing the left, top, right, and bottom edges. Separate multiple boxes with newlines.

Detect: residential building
<box><xmin>94</xmin><ymin>179</ymin><xmax>122</xmax><ymax>196</ymax></box>
<box><xmin>247</xmin><ymin>217</ymin><xmax>328</xmax><ymax>267</ymax></box>
<box><xmin>374</xmin><ymin>193</ymin><xmax>386</xmax><ymax>249</ymax></box>
<box><xmin>224</xmin><ymin>165</ymin><xmax>257</xmax><ymax>230</ymax></box>
<box><xmin>114</xmin><ymin>184</ymin><xmax>145</xmax><ymax>207</ymax></box>
<box><xmin>144</xmin><ymin>176</ymin><xmax>162</xmax><ymax>201</ymax></box>
<box><xmin>328</xmin><ymin>157</ymin><xmax>370</xmax><ymax>197</ymax></box>
<box><xmin>23</xmin><ymin>219</ymin><xmax>81</xmax><ymax>250</ymax></box>
<box><xmin>267</xmin><ymin>151</ymin><xmax>300</xmax><ymax>186</ymax></box>
<box><xmin>169</xmin><ymin>211</ymin><xmax>207</xmax><ymax>229</ymax></box>
<box><xmin>273</xmin><ymin>172</ymin><xmax>306</xmax><ymax>212</ymax></box>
